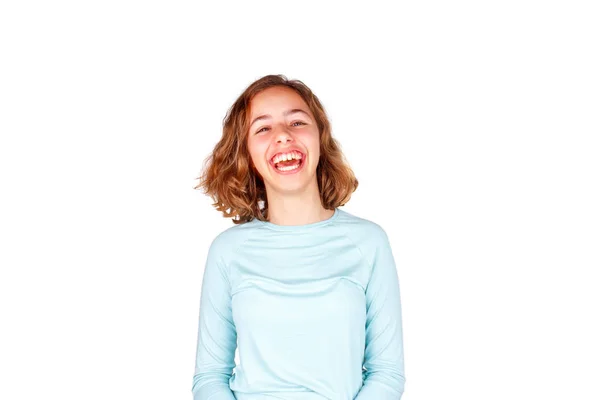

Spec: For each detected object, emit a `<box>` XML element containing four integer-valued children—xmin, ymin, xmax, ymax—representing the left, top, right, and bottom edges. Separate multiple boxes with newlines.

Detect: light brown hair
<box><xmin>194</xmin><ymin>74</ymin><xmax>358</xmax><ymax>224</ymax></box>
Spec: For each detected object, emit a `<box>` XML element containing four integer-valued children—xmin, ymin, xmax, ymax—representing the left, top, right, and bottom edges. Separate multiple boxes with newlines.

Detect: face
<box><xmin>247</xmin><ymin>86</ymin><xmax>320</xmax><ymax>196</ymax></box>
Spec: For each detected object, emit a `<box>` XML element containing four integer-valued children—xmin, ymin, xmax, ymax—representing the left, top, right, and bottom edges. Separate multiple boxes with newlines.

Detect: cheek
<box><xmin>308</xmin><ymin>135</ymin><xmax>321</xmax><ymax>159</ymax></box>
<box><xmin>297</xmin><ymin>130</ymin><xmax>320</xmax><ymax>152</ymax></box>
<box><xmin>247</xmin><ymin>141</ymin><xmax>268</xmax><ymax>167</ymax></box>
<box><xmin>248</xmin><ymin>152</ymin><xmax>263</xmax><ymax>170</ymax></box>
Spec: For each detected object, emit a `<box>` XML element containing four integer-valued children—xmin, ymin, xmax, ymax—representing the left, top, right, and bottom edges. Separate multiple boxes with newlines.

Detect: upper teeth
<box><xmin>272</xmin><ymin>151</ymin><xmax>302</xmax><ymax>164</ymax></box>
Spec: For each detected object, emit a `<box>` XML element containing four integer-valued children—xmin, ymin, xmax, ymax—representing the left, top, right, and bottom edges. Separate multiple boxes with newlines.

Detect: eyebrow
<box><xmin>250</xmin><ymin>109</ymin><xmax>311</xmax><ymax>128</ymax></box>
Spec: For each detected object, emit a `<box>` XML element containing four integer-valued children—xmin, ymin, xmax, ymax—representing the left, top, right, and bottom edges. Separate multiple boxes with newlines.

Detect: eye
<box><xmin>256</xmin><ymin>121</ymin><xmax>305</xmax><ymax>134</ymax></box>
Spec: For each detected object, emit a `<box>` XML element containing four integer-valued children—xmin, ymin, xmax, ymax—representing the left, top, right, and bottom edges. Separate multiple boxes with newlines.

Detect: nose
<box><xmin>274</xmin><ymin>124</ymin><xmax>293</xmax><ymax>143</ymax></box>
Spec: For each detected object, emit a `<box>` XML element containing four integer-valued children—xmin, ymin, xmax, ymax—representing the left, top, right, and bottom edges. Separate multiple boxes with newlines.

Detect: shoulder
<box><xmin>207</xmin><ymin>219</ymin><xmax>261</xmax><ymax>258</ymax></box>
<box><xmin>335</xmin><ymin>208</ymin><xmax>390</xmax><ymax>246</ymax></box>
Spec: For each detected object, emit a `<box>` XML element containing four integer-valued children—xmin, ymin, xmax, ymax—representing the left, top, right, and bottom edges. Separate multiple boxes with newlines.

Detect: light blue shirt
<box><xmin>192</xmin><ymin>207</ymin><xmax>405</xmax><ymax>399</ymax></box>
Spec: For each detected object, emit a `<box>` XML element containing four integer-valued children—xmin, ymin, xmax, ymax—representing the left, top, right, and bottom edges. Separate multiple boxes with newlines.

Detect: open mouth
<box><xmin>270</xmin><ymin>151</ymin><xmax>305</xmax><ymax>174</ymax></box>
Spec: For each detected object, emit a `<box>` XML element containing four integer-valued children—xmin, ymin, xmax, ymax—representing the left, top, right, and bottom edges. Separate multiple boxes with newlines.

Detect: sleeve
<box><xmin>191</xmin><ymin>236</ymin><xmax>237</xmax><ymax>400</ymax></box>
<box><xmin>354</xmin><ymin>227</ymin><xmax>406</xmax><ymax>399</ymax></box>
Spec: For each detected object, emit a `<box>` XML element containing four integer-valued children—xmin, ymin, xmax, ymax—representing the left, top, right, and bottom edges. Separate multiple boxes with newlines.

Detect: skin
<box><xmin>247</xmin><ymin>86</ymin><xmax>334</xmax><ymax>225</ymax></box>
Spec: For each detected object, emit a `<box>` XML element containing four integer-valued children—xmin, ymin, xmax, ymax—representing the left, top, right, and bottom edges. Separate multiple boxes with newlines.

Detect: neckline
<box><xmin>257</xmin><ymin>207</ymin><xmax>340</xmax><ymax>231</ymax></box>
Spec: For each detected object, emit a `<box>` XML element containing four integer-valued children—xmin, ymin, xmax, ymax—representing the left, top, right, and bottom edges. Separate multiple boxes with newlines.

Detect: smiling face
<box><xmin>247</xmin><ymin>85</ymin><xmax>320</xmax><ymax>196</ymax></box>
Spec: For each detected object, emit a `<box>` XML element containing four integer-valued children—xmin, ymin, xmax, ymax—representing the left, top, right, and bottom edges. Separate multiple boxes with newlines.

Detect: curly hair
<box><xmin>194</xmin><ymin>74</ymin><xmax>358</xmax><ymax>224</ymax></box>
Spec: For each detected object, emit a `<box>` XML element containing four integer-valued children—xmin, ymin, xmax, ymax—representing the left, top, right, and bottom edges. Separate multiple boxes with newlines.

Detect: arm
<box><xmin>192</xmin><ymin>236</ymin><xmax>237</xmax><ymax>400</ymax></box>
<box><xmin>355</xmin><ymin>228</ymin><xmax>406</xmax><ymax>399</ymax></box>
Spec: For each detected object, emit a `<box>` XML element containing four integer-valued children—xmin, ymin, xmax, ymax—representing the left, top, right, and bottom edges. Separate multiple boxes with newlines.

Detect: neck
<box><xmin>265</xmin><ymin>183</ymin><xmax>334</xmax><ymax>226</ymax></box>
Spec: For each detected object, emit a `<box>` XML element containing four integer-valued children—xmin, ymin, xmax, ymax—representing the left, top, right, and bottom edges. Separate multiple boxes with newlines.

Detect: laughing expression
<box><xmin>247</xmin><ymin>86</ymin><xmax>320</xmax><ymax>195</ymax></box>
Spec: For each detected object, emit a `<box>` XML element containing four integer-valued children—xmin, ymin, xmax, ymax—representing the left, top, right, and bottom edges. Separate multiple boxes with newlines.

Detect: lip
<box><xmin>269</xmin><ymin>152</ymin><xmax>306</xmax><ymax>175</ymax></box>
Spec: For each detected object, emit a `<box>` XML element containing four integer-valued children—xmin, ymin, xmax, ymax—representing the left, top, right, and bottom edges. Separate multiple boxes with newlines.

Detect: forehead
<box><xmin>249</xmin><ymin>86</ymin><xmax>309</xmax><ymax>114</ymax></box>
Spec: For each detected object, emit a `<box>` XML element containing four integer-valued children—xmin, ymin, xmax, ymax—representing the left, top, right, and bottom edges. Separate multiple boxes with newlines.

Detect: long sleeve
<box><xmin>191</xmin><ymin>237</ymin><xmax>237</xmax><ymax>400</ymax></box>
<box><xmin>354</xmin><ymin>229</ymin><xmax>406</xmax><ymax>399</ymax></box>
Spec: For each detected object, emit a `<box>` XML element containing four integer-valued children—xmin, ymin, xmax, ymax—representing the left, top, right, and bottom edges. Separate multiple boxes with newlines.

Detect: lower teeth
<box><xmin>276</xmin><ymin>161</ymin><xmax>301</xmax><ymax>171</ymax></box>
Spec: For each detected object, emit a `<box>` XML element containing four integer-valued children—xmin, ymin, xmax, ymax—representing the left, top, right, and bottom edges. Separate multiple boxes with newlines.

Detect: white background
<box><xmin>1</xmin><ymin>1</ymin><xmax>598</xmax><ymax>399</ymax></box>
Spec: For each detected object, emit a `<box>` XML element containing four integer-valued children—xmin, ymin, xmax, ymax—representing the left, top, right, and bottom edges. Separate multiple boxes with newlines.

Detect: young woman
<box><xmin>192</xmin><ymin>74</ymin><xmax>405</xmax><ymax>400</ymax></box>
